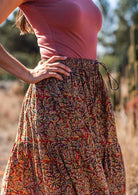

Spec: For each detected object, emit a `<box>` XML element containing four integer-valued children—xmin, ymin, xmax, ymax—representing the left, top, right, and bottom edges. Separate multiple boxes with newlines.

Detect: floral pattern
<box><xmin>1</xmin><ymin>57</ymin><xmax>126</xmax><ymax>194</ymax></box>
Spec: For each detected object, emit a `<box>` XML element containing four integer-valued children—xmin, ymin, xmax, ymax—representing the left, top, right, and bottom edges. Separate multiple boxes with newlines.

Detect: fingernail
<box><xmin>63</xmin><ymin>56</ymin><xmax>67</xmax><ymax>58</ymax></box>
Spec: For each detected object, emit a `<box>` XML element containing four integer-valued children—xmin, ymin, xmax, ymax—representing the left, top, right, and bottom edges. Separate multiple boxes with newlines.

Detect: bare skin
<box><xmin>0</xmin><ymin>0</ymin><xmax>71</xmax><ymax>84</ymax></box>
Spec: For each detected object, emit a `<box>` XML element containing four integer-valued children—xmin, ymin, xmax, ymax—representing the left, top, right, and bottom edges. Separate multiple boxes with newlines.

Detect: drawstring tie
<box><xmin>95</xmin><ymin>60</ymin><xmax>119</xmax><ymax>91</ymax></box>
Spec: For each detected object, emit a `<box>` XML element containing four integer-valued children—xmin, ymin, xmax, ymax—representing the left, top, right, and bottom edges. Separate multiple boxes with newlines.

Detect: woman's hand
<box><xmin>27</xmin><ymin>55</ymin><xmax>72</xmax><ymax>84</ymax></box>
<box><xmin>0</xmin><ymin>44</ymin><xmax>71</xmax><ymax>84</ymax></box>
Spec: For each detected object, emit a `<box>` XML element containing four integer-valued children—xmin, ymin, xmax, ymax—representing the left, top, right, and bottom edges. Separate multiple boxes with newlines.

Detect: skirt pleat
<box><xmin>1</xmin><ymin>57</ymin><xmax>126</xmax><ymax>195</ymax></box>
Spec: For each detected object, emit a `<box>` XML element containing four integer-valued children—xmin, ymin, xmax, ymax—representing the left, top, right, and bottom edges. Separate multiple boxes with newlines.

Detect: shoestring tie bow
<box><xmin>95</xmin><ymin>60</ymin><xmax>119</xmax><ymax>91</ymax></box>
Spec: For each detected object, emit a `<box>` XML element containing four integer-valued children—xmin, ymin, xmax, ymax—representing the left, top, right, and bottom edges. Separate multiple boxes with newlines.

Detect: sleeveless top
<box><xmin>19</xmin><ymin>0</ymin><xmax>102</xmax><ymax>60</ymax></box>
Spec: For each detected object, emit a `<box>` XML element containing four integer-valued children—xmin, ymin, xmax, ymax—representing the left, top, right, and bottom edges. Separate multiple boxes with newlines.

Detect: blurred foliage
<box><xmin>97</xmin><ymin>0</ymin><xmax>109</xmax><ymax>17</ymax></box>
<box><xmin>99</xmin><ymin>55</ymin><xmax>120</xmax><ymax>76</ymax></box>
<box><xmin>99</xmin><ymin>0</ymin><xmax>138</xmax><ymax>75</ymax></box>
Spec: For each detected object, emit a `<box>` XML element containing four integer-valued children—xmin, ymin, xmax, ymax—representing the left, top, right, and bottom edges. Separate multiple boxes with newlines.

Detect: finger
<box><xmin>48</xmin><ymin>72</ymin><xmax>63</xmax><ymax>81</ymax></box>
<box><xmin>49</xmin><ymin>67</ymin><xmax>70</xmax><ymax>76</ymax></box>
<box><xmin>47</xmin><ymin>55</ymin><xmax>67</xmax><ymax>63</ymax></box>
<box><xmin>50</xmin><ymin>62</ymin><xmax>71</xmax><ymax>72</ymax></box>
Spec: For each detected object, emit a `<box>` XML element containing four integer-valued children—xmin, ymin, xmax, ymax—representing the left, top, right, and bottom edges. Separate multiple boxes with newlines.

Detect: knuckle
<box><xmin>58</xmin><ymin>62</ymin><xmax>65</xmax><ymax>68</ymax></box>
<box><xmin>44</xmin><ymin>64</ymin><xmax>49</xmax><ymax>69</ymax></box>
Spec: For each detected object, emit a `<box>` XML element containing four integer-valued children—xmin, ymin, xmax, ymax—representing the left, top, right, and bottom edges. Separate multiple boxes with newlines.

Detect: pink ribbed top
<box><xmin>19</xmin><ymin>0</ymin><xmax>102</xmax><ymax>60</ymax></box>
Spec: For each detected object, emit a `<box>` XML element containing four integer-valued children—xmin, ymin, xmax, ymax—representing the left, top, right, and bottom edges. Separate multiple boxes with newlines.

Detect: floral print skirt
<box><xmin>1</xmin><ymin>57</ymin><xmax>126</xmax><ymax>194</ymax></box>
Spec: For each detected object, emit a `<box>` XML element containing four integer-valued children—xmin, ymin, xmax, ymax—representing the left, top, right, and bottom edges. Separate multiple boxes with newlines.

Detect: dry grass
<box><xmin>0</xmin><ymin>81</ymin><xmax>138</xmax><ymax>194</ymax></box>
<box><xmin>115</xmin><ymin>111</ymin><xmax>138</xmax><ymax>195</ymax></box>
<box><xmin>0</xmin><ymin>81</ymin><xmax>24</xmax><ymax>189</ymax></box>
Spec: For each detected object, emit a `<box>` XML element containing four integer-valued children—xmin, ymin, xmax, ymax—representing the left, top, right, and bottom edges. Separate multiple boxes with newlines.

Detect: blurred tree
<box><xmin>99</xmin><ymin>0</ymin><xmax>138</xmax><ymax>75</ymax></box>
<box><xmin>97</xmin><ymin>0</ymin><xmax>109</xmax><ymax>16</ymax></box>
<box><xmin>114</xmin><ymin>0</ymin><xmax>138</xmax><ymax>74</ymax></box>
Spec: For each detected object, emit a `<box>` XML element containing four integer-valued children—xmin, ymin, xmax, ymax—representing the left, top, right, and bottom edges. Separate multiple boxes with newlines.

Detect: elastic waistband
<box><xmin>41</xmin><ymin>57</ymin><xmax>119</xmax><ymax>91</ymax></box>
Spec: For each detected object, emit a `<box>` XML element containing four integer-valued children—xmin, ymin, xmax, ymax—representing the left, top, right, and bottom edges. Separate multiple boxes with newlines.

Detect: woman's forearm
<box><xmin>0</xmin><ymin>43</ymin><xmax>31</xmax><ymax>83</ymax></box>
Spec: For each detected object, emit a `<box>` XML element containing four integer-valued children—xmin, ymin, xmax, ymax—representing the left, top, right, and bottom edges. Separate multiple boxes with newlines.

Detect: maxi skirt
<box><xmin>1</xmin><ymin>57</ymin><xmax>126</xmax><ymax>195</ymax></box>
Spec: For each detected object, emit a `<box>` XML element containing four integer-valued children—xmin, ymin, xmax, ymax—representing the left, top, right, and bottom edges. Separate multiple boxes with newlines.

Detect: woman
<box><xmin>0</xmin><ymin>0</ymin><xmax>126</xmax><ymax>194</ymax></box>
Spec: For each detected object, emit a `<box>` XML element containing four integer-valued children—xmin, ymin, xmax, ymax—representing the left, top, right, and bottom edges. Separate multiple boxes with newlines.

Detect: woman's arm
<box><xmin>0</xmin><ymin>43</ymin><xmax>71</xmax><ymax>83</ymax></box>
<box><xmin>0</xmin><ymin>0</ymin><xmax>33</xmax><ymax>82</ymax></box>
<box><xmin>0</xmin><ymin>0</ymin><xmax>71</xmax><ymax>83</ymax></box>
<box><xmin>0</xmin><ymin>44</ymin><xmax>31</xmax><ymax>82</ymax></box>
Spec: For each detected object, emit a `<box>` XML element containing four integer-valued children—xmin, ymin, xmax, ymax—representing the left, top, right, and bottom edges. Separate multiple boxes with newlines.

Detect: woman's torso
<box><xmin>19</xmin><ymin>0</ymin><xmax>102</xmax><ymax>60</ymax></box>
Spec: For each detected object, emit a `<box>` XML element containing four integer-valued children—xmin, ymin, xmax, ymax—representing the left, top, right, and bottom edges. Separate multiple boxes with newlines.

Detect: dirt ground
<box><xmin>0</xmin><ymin>81</ymin><xmax>138</xmax><ymax>194</ymax></box>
